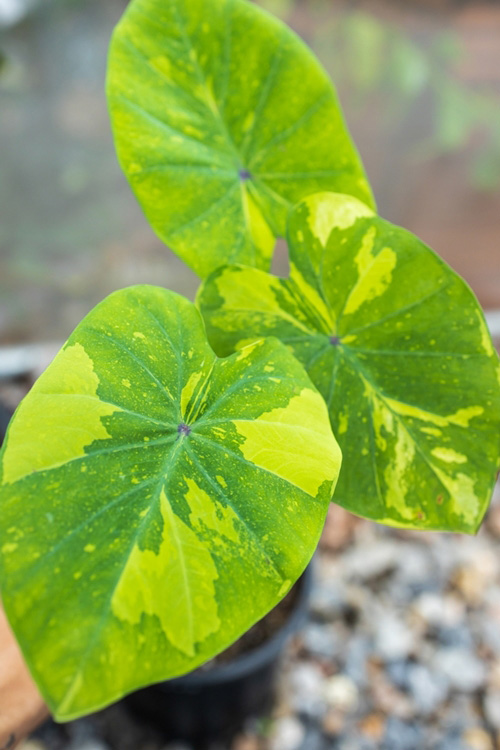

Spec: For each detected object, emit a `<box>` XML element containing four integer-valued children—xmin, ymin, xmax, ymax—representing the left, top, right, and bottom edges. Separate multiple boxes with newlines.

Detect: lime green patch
<box><xmin>343</xmin><ymin>245</ymin><xmax>397</xmax><ymax>317</ymax></box>
<box><xmin>181</xmin><ymin>371</ymin><xmax>204</xmax><ymax>418</ymax></box>
<box><xmin>150</xmin><ymin>55</ymin><xmax>171</xmax><ymax>77</ymax></box>
<box><xmin>236</xmin><ymin>341</ymin><xmax>262</xmax><ymax>362</ymax></box>
<box><xmin>233</xmin><ymin>388</ymin><xmax>342</xmax><ymax>497</ymax></box>
<box><xmin>431</xmin><ymin>448</ymin><xmax>468</xmax><ymax>464</ymax></box>
<box><xmin>305</xmin><ymin>193</ymin><xmax>374</xmax><ymax>245</ymax></box>
<box><xmin>278</xmin><ymin>579</ymin><xmax>291</xmax><ymax>598</ymax></box>
<box><xmin>430</xmin><ymin>466</ymin><xmax>479</xmax><ymax>527</ymax></box>
<box><xmin>338</xmin><ymin>413</ymin><xmax>349</xmax><ymax>436</ymax></box>
<box><xmin>353</xmin><ymin>227</ymin><xmax>377</xmax><ymax>276</ymax></box>
<box><xmin>476</xmin><ymin>310</ymin><xmax>495</xmax><ymax>356</ymax></box>
<box><xmin>383</xmin><ymin>423</ymin><xmax>417</xmax><ymax>521</ymax></box>
<box><xmin>2</xmin><ymin>344</ymin><xmax>118</xmax><ymax>485</ymax></box>
<box><xmin>384</xmin><ymin>399</ymin><xmax>483</xmax><ymax>429</ymax></box>
<box><xmin>2</xmin><ymin>543</ymin><xmax>18</xmax><ymax>554</ymax></box>
<box><xmin>421</xmin><ymin>427</ymin><xmax>442</xmax><ymax>437</ymax></box>
<box><xmin>215</xmin><ymin>268</ymin><xmax>311</xmax><ymax>334</ymax></box>
<box><xmin>448</xmin><ymin>406</ymin><xmax>484</xmax><ymax>428</ymax></box>
<box><xmin>111</xmin><ymin>489</ymin><xmax>220</xmax><ymax>657</ymax></box>
<box><xmin>290</xmin><ymin>265</ymin><xmax>334</xmax><ymax>333</ymax></box>
<box><xmin>185</xmin><ymin>478</ymin><xmax>240</xmax><ymax>545</ymax></box>
<box><xmin>241</xmin><ymin>189</ymin><xmax>275</xmax><ymax>262</ymax></box>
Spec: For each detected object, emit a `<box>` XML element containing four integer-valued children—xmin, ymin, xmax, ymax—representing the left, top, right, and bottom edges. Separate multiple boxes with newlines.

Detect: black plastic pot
<box><xmin>125</xmin><ymin>565</ymin><xmax>313</xmax><ymax>747</ymax></box>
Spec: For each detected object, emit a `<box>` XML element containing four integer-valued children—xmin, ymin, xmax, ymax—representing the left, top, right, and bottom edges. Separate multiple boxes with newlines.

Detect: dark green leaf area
<box><xmin>0</xmin><ymin>285</ymin><xmax>341</xmax><ymax>720</ymax></box>
<box><xmin>107</xmin><ymin>0</ymin><xmax>374</xmax><ymax>277</ymax></box>
<box><xmin>197</xmin><ymin>192</ymin><xmax>500</xmax><ymax>533</ymax></box>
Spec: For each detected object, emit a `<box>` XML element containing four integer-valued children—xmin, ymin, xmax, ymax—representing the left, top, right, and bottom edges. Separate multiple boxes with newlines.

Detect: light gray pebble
<box><xmin>437</xmin><ymin>624</ymin><xmax>474</xmax><ymax>649</ymax></box>
<box><xmin>374</xmin><ymin>613</ymin><xmax>415</xmax><ymax>661</ymax></box>
<box><xmin>342</xmin><ymin>541</ymin><xmax>400</xmax><ymax>581</ymax></box>
<box><xmin>343</xmin><ymin>636</ymin><xmax>370</xmax><ymax>686</ymax></box>
<box><xmin>433</xmin><ymin>648</ymin><xmax>486</xmax><ymax>692</ymax></box>
<box><xmin>386</xmin><ymin>660</ymin><xmax>409</xmax><ymax>690</ymax></box>
<box><xmin>406</xmin><ymin>663</ymin><xmax>449</xmax><ymax>715</ymax></box>
<box><xmin>289</xmin><ymin>662</ymin><xmax>325</xmax><ymax>718</ymax></box>
<box><xmin>302</xmin><ymin>622</ymin><xmax>341</xmax><ymax>660</ymax></box>
<box><xmin>479</xmin><ymin>618</ymin><xmax>500</xmax><ymax>655</ymax></box>
<box><xmin>335</xmin><ymin>734</ymin><xmax>378</xmax><ymax>750</ymax></box>
<box><xmin>310</xmin><ymin>585</ymin><xmax>346</xmax><ymax>621</ymax></box>
<box><xmin>384</xmin><ymin>717</ymin><xmax>423</xmax><ymax>750</ymax></box>
<box><xmin>413</xmin><ymin>593</ymin><xmax>465</xmax><ymax>629</ymax></box>
<box><xmin>270</xmin><ymin>716</ymin><xmax>305</xmax><ymax>750</ymax></box>
<box><xmin>483</xmin><ymin>689</ymin><xmax>500</xmax><ymax>730</ymax></box>
<box><xmin>394</xmin><ymin>545</ymin><xmax>434</xmax><ymax>586</ymax></box>
<box><xmin>298</xmin><ymin>728</ymin><xmax>325</xmax><ymax>750</ymax></box>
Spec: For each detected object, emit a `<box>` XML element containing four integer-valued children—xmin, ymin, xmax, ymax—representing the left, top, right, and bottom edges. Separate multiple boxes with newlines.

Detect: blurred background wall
<box><xmin>0</xmin><ymin>0</ymin><xmax>499</xmax><ymax>345</ymax></box>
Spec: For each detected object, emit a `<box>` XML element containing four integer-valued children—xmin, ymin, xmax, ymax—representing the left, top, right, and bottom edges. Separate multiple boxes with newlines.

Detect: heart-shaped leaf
<box><xmin>0</xmin><ymin>285</ymin><xmax>341</xmax><ymax>720</ymax></box>
<box><xmin>198</xmin><ymin>192</ymin><xmax>500</xmax><ymax>533</ymax></box>
<box><xmin>106</xmin><ymin>0</ymin><xmax>374</xmax><ymax>278</ymax></box>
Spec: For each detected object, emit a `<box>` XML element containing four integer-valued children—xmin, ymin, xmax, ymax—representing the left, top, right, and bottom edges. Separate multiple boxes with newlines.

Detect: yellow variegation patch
<box><xmin>234</xmin><ymin>388</ymin><xmax>341</xmax><ymax>497</ymax></box>
<box><xmin>112</xmin><ymin>489</ymin><xmax>220</xmax><ymax>657</ymax></box>
<box><xmin>2</xmin><ymin>344</ymin><xmax>119</xmax><ymax>485</ymax></box>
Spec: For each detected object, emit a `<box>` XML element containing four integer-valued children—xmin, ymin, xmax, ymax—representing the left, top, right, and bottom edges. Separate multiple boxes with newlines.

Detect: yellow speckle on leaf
<box><xmin>84</xmin><ymin>544</ymin><xmax>96</xmax><ymax>553</ymax></box>
<box><xmin>133</xmin><ymin>331</ymin><xmax>145</xmax><ymax>340</ymax></box>
<box><xmin>122</xmin><ymin>379</ymin><xmax>131</xmax><ymax>388</ymax></box>
<box><xmin>338</xmin><ymin>413</ymin><xmax>349</xmax><ymax>435</ymax></box>
<box><xmin>2</xmin><ymin>543</ymin><xmax>18</xmax><ymax>554</ymax></box>
<box><xmin>242</xmin><ymin>111</ymin><xmax>254</xmax><ymax>132</ymax></box>
<box><xmin>278</xmin><ymin>580</ymin><xmax>291</xmax><ymax>598</ymax></box>
<box><xmin>150</xmin><ymin>55</ymin><xmax>172</xmax><ymax>77</ymax></box>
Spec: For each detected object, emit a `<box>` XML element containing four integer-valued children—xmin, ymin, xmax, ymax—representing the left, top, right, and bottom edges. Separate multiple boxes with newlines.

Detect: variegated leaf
<box><xmin>198</xmin><ymin>192</ymin><xmax>500</xmax><ymax>533</ymax></box>
<box><xmin>0</xmin><ymin>286</ymin><xmax>341</xmax><ymax>720</ymax></box>
<box><xmin>106</xmin><ymin>0</ymin><xmax>374</xmax><ymax>278</ymax></box>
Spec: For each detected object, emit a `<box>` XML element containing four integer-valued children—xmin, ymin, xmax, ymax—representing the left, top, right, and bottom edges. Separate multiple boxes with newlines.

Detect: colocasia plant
<box><xmin>1</xmin><ymin>0</ymin><xmax>499</xmax><ymax>723</ymax></box>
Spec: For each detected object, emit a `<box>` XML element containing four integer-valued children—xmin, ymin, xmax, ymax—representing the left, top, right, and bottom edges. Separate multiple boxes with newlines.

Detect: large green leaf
<box><xmin>106</xmin><ymin>0</ymin><xmax>374</xmax><ymax>278</ymax></box>
<box><xmin>0</xmin><ymin>285</ymin><xmax>341</xmax><ymax>720</ymax></box>
<box><xmin>198</xmin><ymin>192</ymin><xmax>500</xmax><ymax>533</ymax></box>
